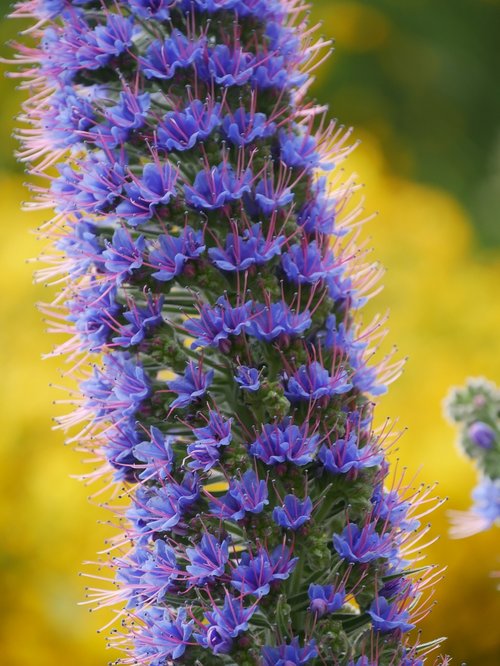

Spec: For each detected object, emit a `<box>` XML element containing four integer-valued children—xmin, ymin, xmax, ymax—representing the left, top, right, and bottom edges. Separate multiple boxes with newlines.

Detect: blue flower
<box><xmin>371</xmin><ymin>487</ymin><xmax>420</xmax><ymax>531</ymax></box>
<box><xmin>135</xmin><ymin>607</ymin><xmax>194</xmax><ymax>662</ymax></box>
<box><xmin>471</xmin><ymin>477</ymin><xmax>500</xmax><ymax>526</ymax></box>
<box><xmin>273</xmin><ymin>494</ymin><xmax>313</xmax><ymax>530</ymax></box>
<box><xmin>140</xmin><ymin>31</ymin><xmax>205</xmax><ymax>80</ymax></box>
<box><xmin>308</xmin><ymin>583</ymin><xmax>345</xmax><ymax>617</ymax></box>
<box><xmin>249</xmin><ymin>421</ymin><xmax>319</xmax><ymax>466</ymax></box>
<box><xmin>285</xmin><ymin>362</ymin><xmax>352</xmax><ymax>403</ymax></box>
<box><xmin>318</xmin><ymin>433</ymin><xmax>383</xmax><ymax>475</ymax></box>
<box><xmin>186</xmin><ymin>533</ymin><xmax>230</xmax><ymax>585</ymax></box>
<box><xmin>185</xmin><ymin>297</ymin><xmax>252</xmax><ymax>348</ymax></box>
<box><xmin>92</xmin><ymin>90</ymin><xmax>150</xmax><ymax>147</ymax></box>
<box><xmin>103</xmin><ymin>419</ymin><xmax>140</xmax><ymax>481</ymax></box>
<box><xmin>158</xmin><ymin>99</ymin><xmax>221</xmax><ymax>152</ymax></box>
<box><xmin>113</xmin><ymin>294</ymin><xmax>164</xmax><ymax>347</ymax></box>
<box><xmin>56</xmin><ymin>219</ymin><xmax>102</xmax><ymax>276</ymax></box>
<box><xmin>222</xmin><ymin>108</ymin><xmax>275</xmax><ymax>146</ymax></box>
<box><xmin>149</xmin><ymin>226</ymin><xmax>205</xmax><ymax>282</ymax></box>
<box><xmin>230</xmin><ymin>469</ymin><xmax>269</xmax><ymax>514</ymax></box>
<box><xmin>467</xmin><ymin>421</ymin><xmax>496</xmax><ymax>449</ymax></box>
<box><xmin>167</xmin><ymin>361</ymin><xmax>213</xmax><ymax>409</ymax></box>
<box><xmin>43</xmin><ymin>86</ymin><xmax>95</xmax><ymax>148</ymax></box>
<box><xmin>231</xmin><ymin>545</ymin><xmax>297</xmax><ymax>597</ymax></box>
<box><xmin>128</xmin><ymin>0</ymin><xmax>175</xmax><ymax>21</ymax></box>
<box><xmin>133</xmin><ymin>426</ymin><xmax>175</xmax><ymax>481</ymax></box>
<box><xmin>208</xmin><ymin>489</ymin><xmax>246</xmax><ymax>521</ymax></box>
<box><xmin>279</xmin><ymin>128</ymin><xmax>320</xmax><ymax>170</ymax></box>
<box><xmin>207</xmin><ymin>593</ymin><xmax>256</xmax><ymax>636</ymax></box>
<box><xmin>235</xmin><ymin>365</ymin><xmax>260</xmax><ymax>391</ymax></box>
<box><xmin>140</xmin><ymin>541</ymin><xmax>178</xmax><ymax>602</ymax></box>
<box><xmin>192</xmin><ymin>409</ymin><xmax>233</xmax><ymax>447</ymax></box>
<box><xmin>185</xmin><ymin>163</ymin><xmax>252</xmax><ymax>209</ymax></box>
<box><xmin>195</xmin><ymin>624</ymin><xmax>233</xmax><ymax>655</ymax></box>
<box><xmin>261</xmin><ymin>637</ymin><xmax>317</xmax><ymax>665</ymax></box>
<box><xmin>74</xmin><ymin>156</ymin><xmax>125</xmax><ymax>213</ymax></box>
<box><xmin>297</xmin><ymin>177</ymin><xmax>341</xmax><ymax>236</ymax></box>
<box><xmin>246</xmin><ymin>302</ymin><xmax>312</xmax><ymax>342</ymax></box>
<box><xmin>208</xmin><ymin>222</ymin><xmax>284</xmax><ymax>271</ymax></box>
<box><xmin>116</xmin><ymin>162</ymin><xmax>178</xmax><ymax>224</ymax></box>
<box><xmin>112</xmin><ymin>358</ymin><xmax>151</xmax><ymax>414</ymax></box>
<box><xmin>281</xmin><ymin>240</ymin><xmax>342</xmax><ymax>285</ymax></box>
<box><xmin>102</xmin><ymin>228</ymin><xmax>145</xmax><ymax>282</ymax></box>
<box><xmin>367</xmin><ymin>596</ymin><xmax>415</xmax><ymax>633</ymax></box>
<box><xmin>186</xmin><ymin>439</ymin><xmax>221</xmax><ymax>472</ymax></box>
<box><xmin>323</xmin><ymin>318</ymin><xmax>387</xmax><ymax>396</ymax></box>
<box><xmin>333</xmin><ymin>522</ymin><xmax>395</xmax><ymax>564</ymax></box>
<box><xmin>195</xmin><ymin>592</ymin><xmax>256</xmax><ymax>653</ymax></box>
<box><xmin>255</xmin><ymin>176</ymin><xmax>294</xmax><ymax>215</ymax></box>
<box><xmin>198</xmin><ymin>45</ymin><xmax>255</xmax><ymax>87</ymax></box>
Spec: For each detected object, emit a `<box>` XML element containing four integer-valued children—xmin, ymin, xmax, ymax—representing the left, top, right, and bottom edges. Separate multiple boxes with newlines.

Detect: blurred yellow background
<box><xmin>0</xmin><ymin>0</ymin><xmax>499</xmax><ymax>664</ymax></box>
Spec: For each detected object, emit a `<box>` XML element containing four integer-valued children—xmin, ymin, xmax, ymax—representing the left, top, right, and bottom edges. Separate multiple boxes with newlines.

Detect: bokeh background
<box><xmin>1</xmin><ymin>0</ymin><xmax>499</xmax><ymax>664</ymax></box>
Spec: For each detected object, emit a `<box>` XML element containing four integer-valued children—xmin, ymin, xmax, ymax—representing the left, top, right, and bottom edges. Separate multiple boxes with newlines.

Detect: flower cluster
<box><xmin>11</xmin><ymin>0</ymin><xmax>445</xmax><ymax>664</ymax></box>
<box><xmin>444</xmin><ymin>377</ymin><xmax>500</xmax><ymax>538</ymax></box>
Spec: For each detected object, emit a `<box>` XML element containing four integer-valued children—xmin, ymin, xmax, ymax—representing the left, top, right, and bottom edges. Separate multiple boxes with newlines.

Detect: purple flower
<box><xmin>92</xmin><ymin>90</ymin><xmax>150</xmax><ymax>147</ymax></box>
<box><xmin>195</xmin><ymin>592</ymin><xmax>256</xmax><ymax>653</ymax></box>
<box><xmin>192</xmin><ymin>409</ymin><xmax>233</xmax><ymax>447</ymax></box>
<box><xmin>230</xmin><ymin>469</ymin><xmax>269</xmax><ymax>514</ymax></box>
<box><xmin>231</xmin><ymin>545</ymin><xmax>297</xmax><ymax>597</ymax></box>
<box><xmin>102</xmin><ymin>228</ymin><xmax>145</xmax><ymax>282</ymax></box>
<box><xmin>140</xmin><ymin>540</ymin><xmax>178</xmax><ymax>602</ymax></box>
<box><xmin>235</xmin><ymin>365</ymin><xmax>260</xmax><ymax>392</ymax></box>
<box><xmin>167</xmin><ymin>361</ymin><xmax>214</xmax><ymax>409</ymax></box>
<box><xmin>273</xmin><ymin>494</ymin><xmax>313</xmax><ymax>530</ymax></box>
<box><xmin>103</xmin><ymin>419</ymin><xmax>140</xmax><ymax>481</ymax></box>
<box><xmin>195</xmin><ymin>624</ymin><xmax>233</xmax><ymax>655</ymax></box>
<box><xmin>133</xmin><ymin>426</ymin><xmax>175</xmax><ymax>481</ymax></box>
<box><xmin>140</xmin><ymin>31</ymin><xmax>205</xmax><ymax>80</ymax></box>
<box><xmin>208</xmin><ymin>222</ymin><xmax>285</xmax><ymax>271</ymax></box>
<box><xmin>308</xmin><ymin>583</ymin><xmax>346</xmax><ymax>616</ymax></box>
<box><xmin>297</xmin><ymin>177</ymin><xmax>340</xmax><ymax>235</ymax></box>
<box><xmin>158</xmin><ymin>99</ymin><xmax>221</xmax><ymax>152</ymax></box>
<box><xmin>333</xmin><ymin>522</ymin><xmax>395</xmax><ymax>564</ymax></box>
<box><xmin>246</xmin><ymin>302</ymin><xmax>312</xmax><ymax>342</ymax></box>
<box><xmin>116</xmin><ymin>162</ymin><xmax>178</xmax><ymax>224</ymax></box>
<box><xmin>185</xmin><ymin>297</ymin><xmax>252</xmax><ymax>348</ymax></box>
<box><xmin>186</xmin><ymin>439</ymin><xmax>221</xmax><ymax>471</ymax></box>
<box><xmin>318</xmin><ymin>433</ymin><xmax>383</xmax><ymax>475</ymax></box>
<box><xmin>249</xmin><ymin>421</ymin><xmax>319</xmax><ymax>466</ymax></box>
<box><xmin>281</xmin><ymin>240</ymin><xmax>342</xmax><ymax>285</ymax></box>
<box><xmin>128</xmin><ymin>0</ymin><xmax>175</xmax><ymax>21</ymax></box>
<box><xmin>468</xmin><ymin>421</ymin><xmax>496</xmax><ymax>449</ymax></box>
<box><xmin>205</xmin><ymin>592</ymin><xmax>255</xmax><ymax>636</ymax></box>
<box><xmin>113</xmin><ymin>294</ymin><xmax>164</xmax><ymax>347</ymax></box>
<box><xmin>134</xmin><ymin>607</ymin><xmax>194</xmax><ymax>662</ymax></box>
<box><xmin>279</xmin><ymin>128</ymin><xmax>320</xmax><ymax>170</ymax></box>
<box><xmin>255</xmin><ymin>176</ymin><xmax>294</xmax><ymax>215</ymax></box>
<box><xmin>371</xmin><ymin>487</ymin><xmax>420</xmax><ymax>531</ymax></box>
<box><xmin>187</xmin><ymin>410</ymin><xmax>232</xmax><ymax>471</ymax></box>
<box><xmin>367</xmin><ymin>596</ymin><xmax>415</xmax><ymax>633</ymax></box>
<box><xmin>185</xmin><ymin>163</ymin><xmax>252</xmax><ymax>209</ymax></box>
<box><xmin>285</xmin><ymin>362</ymin><xmax>352</xmax><ymax>403</ymax></box>
<box><xmin>74</xmin><ymin>156</ymin><xmax>126</xmax><ymax>213</ymax></box>
<box><xmin>186</xmin><ymin>533</ymin><xmax>230</xmax><ymax>585</ymax></box>
<box><xmin>198</xmin><ymin>45</ymin><xmax>255</xmax><ymax>87</ymax></box>
<box><xmin>222</xmin><ymin>108</ymin><xmax>275</xmax><ymax>146</ymax></box>
<box><xmin>148</xmin><ymin>226</ymin><xmax>205</xmax><ymax>282</ymax></box>
<box><xmin>261</xmin><ymin>638</ymin><xmax>317</xmax><ymax>665</ymax></box>
<box><xmin>471</xmin><ymin>477</ymin><xmax>500</xmax><ymax>526</ymax></box>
